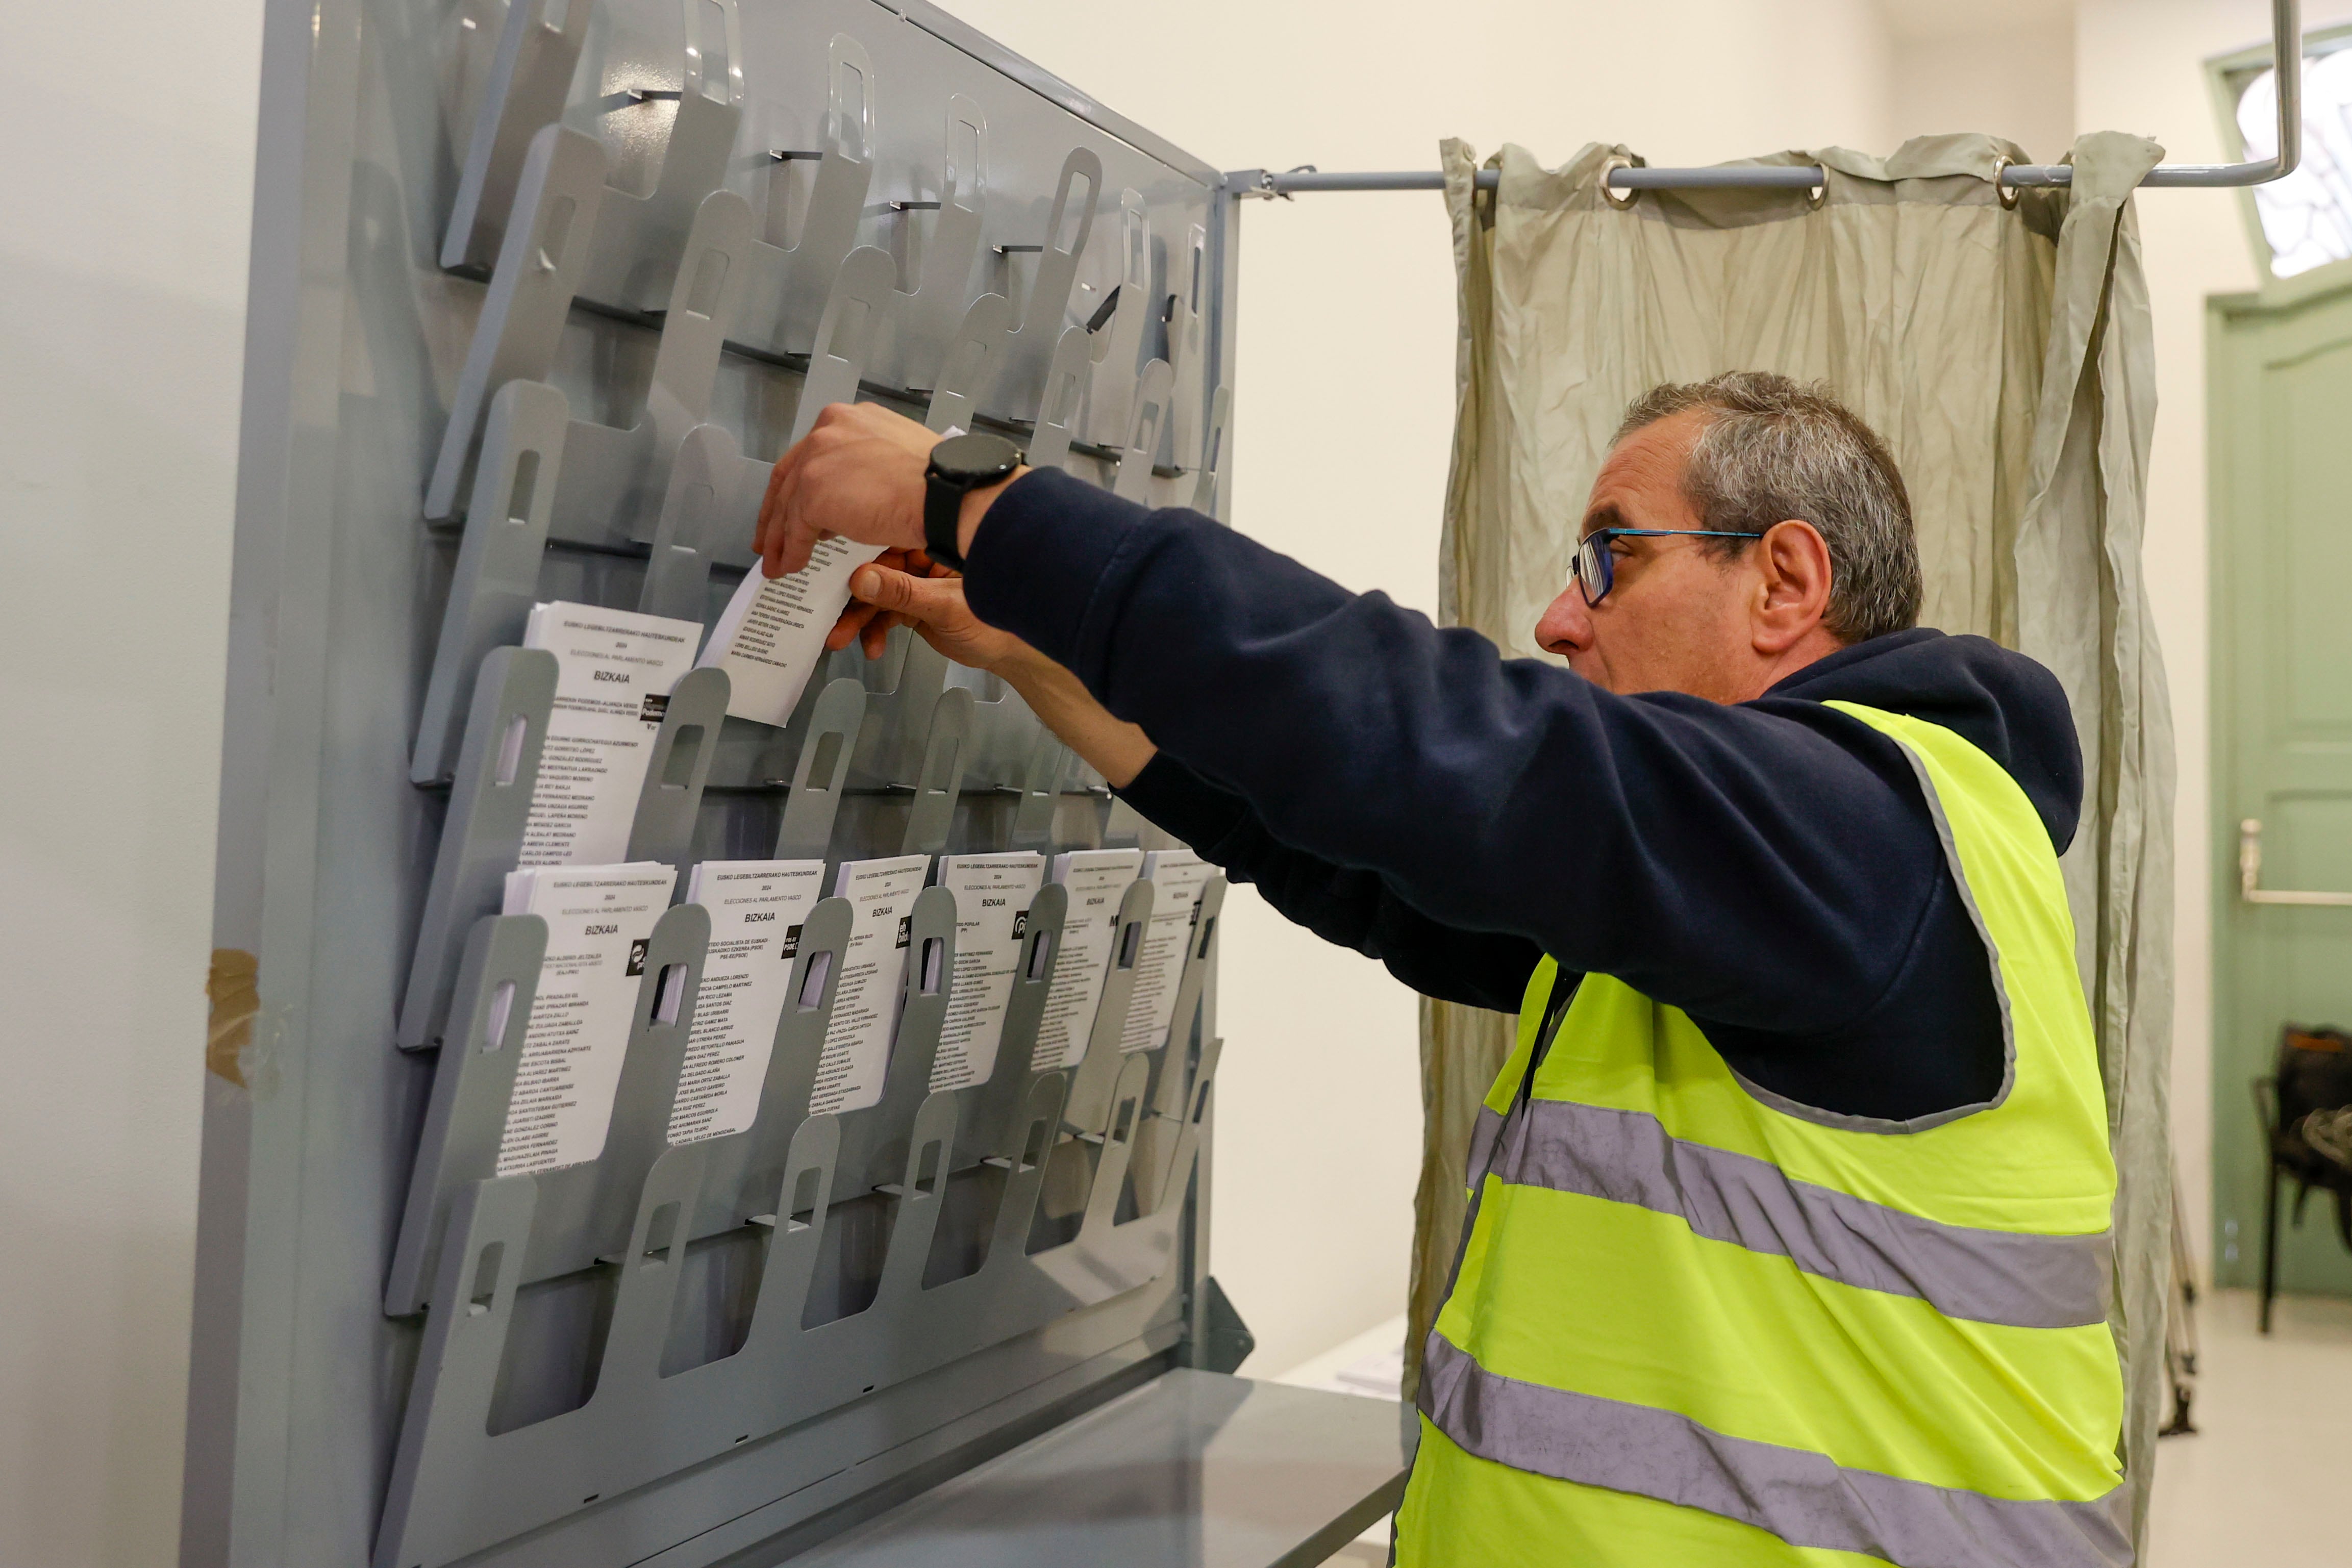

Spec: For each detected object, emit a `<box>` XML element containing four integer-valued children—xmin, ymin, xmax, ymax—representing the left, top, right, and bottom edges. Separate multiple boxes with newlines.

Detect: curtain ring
<box><xmin>1600</xmin><ymin>155</ymin><xmax>1639</xmax><ymax>209</ymax></box>
<box><xmin>1991</xmin><ymin>156</ymin><xmax>2021</xmax><ymax>209</ymax></box>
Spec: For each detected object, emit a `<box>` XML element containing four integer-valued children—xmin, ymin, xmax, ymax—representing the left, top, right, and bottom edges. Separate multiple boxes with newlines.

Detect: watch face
<box><xmin>929</xmin><ymin>431</ymin><xmax>1022</xmax><ymax>483</ymax></box>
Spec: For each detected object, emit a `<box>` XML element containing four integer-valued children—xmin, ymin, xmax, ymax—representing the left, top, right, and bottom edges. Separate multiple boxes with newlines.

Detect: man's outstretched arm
<box><xmin>757</xmin><ymin>402</ymin><xmax>1947</xmax><ymax>1040</ymax></box>
<box><xmin>1119</xmin><ymin>751</ymin><xmax>1543</xmax><ymax>1011</ymax></box>
<box><xmin>838</xmin><ymin>548</ymin><xmax>1540</xmax><ymax>1014</ymax></box>
<box><xmin>952</xmin><ymin>473</ymin><xmax>1947</xmax><ymax>1039</ymax></box>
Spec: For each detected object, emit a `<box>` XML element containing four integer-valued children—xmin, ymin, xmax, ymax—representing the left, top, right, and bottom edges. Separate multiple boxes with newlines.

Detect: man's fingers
<box><xmin>824</xmin><ymin>601</ymin><xmax>875</xmax><ymax>652</ymax></box>
<box><xmin>758</xmin><ymin>418</ymin><xmax>848</xmax><ymax>573</ymax></box>
<box><xmin>827</xmin><ymin>593</ymin><xmax>905</xmax><ymax>651</ymax></box>
<box><xmin>764</xmin><ymin>456</ymin><xmax>825</xmax><ymax>577</ymax></box>
<box><xmin>757</xmin><ymin>467</ymin><xmax>791</xmax><ymax>575</ymax></box>
<box><xmin>850</xmin><ymin>564</ymin><xmax>970</xmax><ymax>631</ymax></box>
<box><xmin>754</xmin><ymin>456</ymin><xmax>785</xmax><ymax>557</ymax></box>
<box><xmin>848</xmin><ymin>564</ymin><xmax>918</xmax><ymax>613</ymax></box>
<box><xmin>766</xmin><ymin>457</ymin><xmax>807</xmax><ymax>575</ymax></box>
<box><xmin>754</xmin><ymin>439</ymin><xmax>809</xmax><ymax>561</ymax></box>
<box><xmin>821</xmin><ymin>549</ymin><xmax>917</xmax><ymax>651</ymax></box>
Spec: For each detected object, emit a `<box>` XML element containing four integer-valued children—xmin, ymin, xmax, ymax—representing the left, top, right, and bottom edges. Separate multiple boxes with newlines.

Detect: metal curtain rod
<box><xmin>1231</xmin><ymin>0</ymin><xmax>2302</xmax><ymax>198</ymax></box>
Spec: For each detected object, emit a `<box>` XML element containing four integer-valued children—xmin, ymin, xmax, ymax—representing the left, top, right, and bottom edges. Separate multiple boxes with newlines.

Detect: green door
<box><xmin>2211</xmin><ymin>261</ymin><xmax>2352</xmax><ymax>1297</ymax></box>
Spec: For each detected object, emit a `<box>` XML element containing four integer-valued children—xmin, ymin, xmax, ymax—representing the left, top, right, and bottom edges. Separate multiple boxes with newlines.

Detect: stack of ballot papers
<box><xmin>495</xmin><ymin>862</ymin><xmax>678</xmax><ymax>1175</ymax></box>
<box><xmin>1119</xmin><ymin>849</ymin><xmax>1214</xmax><ymax>1053</ymax></box>
<box><xmin>808</xmin><ymin>854</ymin><xmax>930</xmax><ymax>1116</ymax></box>
<box><xmin>1030</xmin><ymin>848</ymin><xmax>1143</xmax><ymax>1072</ymax></box>
<box><xmin>667</xmin><ymin>858</ymin><xmax>827</xmax><ymax>1144</ymax></box>
<box><xmin>518</xmin><ymin>601</ymin><xmax>702</xmax><ymax>868</ymax></box>
<box><xmin>696</xmin><ymin>537</ymin><xmax>887</xmax><ymax>726</ymax></box>
<box><xmin>928</xmin><ymin>852</ymin><xmax>1047</xmax><ymax>1092</ymax></box>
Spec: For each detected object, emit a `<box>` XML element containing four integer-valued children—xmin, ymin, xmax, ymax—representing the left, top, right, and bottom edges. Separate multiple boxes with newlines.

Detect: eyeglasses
<box><xmin>1569</xmin><ymin>527</ymin><xmax>1766</xmax><ymax>606</ymax></box>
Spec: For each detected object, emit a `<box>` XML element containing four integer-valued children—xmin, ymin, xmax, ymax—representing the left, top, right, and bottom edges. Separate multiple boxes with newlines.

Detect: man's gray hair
<box><xmin>1615</xmin><ymin>372</ymin><xmax>1921</xmax><ymax>644</ymax></box>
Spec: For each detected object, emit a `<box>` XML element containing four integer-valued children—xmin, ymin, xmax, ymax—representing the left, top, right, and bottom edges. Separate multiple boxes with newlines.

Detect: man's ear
<box><xmin>1750</xmin><ymin>519</ymin><xmax>1834</xmax><ymax>654</ymax></box>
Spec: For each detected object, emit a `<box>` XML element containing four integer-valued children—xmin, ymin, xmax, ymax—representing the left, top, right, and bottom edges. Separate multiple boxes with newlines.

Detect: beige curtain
<box><xmin>1416</xmin><ymin>133</ymin><xmax>2174</xmax><ymax>1545</ymax></box>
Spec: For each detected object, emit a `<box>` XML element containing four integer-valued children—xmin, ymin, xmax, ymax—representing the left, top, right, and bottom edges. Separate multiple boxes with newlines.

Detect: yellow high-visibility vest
<box><xmin>1396</xmin><ymin>703</ymin><xmax>2126</xmax><ymax>1567</ymax></box>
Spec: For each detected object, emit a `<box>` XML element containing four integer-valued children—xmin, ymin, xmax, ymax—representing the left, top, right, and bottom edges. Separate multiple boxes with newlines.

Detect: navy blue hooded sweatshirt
<box><xmin>961</xmin><ymin>468</ymin><xmax>2085</xmax><ymax>1122</ymax></box>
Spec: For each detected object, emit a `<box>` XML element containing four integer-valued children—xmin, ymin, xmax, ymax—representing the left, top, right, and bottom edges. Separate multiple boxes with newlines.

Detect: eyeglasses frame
<box><xmin>1571</xmin><ymin>527</ymin><xmax>1768</xmax><ymax>606</ymax></box>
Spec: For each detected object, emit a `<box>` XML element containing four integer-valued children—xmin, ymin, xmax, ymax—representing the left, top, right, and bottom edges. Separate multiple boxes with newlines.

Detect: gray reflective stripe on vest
<box><xmin>1464</xmin><ymin>1104</ymin><xmax>1506</xmax><ymax>1194</ymax></box>
<box><xmin>1419</xmin><ymin>1333</ymin><xmax>2132</xmax><ymax>1568</ymax></box>
<box><xmin>1491</xmin><ymin>1098</ymin><xmax>2111</xmax><ymax>1330</ymax></box>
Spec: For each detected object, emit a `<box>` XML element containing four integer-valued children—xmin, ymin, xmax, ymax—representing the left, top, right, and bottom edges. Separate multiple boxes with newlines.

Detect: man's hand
<box><xmin>825</xmin><ymin>547</ymin><xmax>950</xmax><ymax>658</ymax></box>
<box><xmin>755</xmin><ymin>402</ymin><xmax>936</xmax><ymax>578</ymax></box>
<box><xmin>840</xmin><ymin>562</ymin><xmax>1029</xmax><ymax>673</ymax></box>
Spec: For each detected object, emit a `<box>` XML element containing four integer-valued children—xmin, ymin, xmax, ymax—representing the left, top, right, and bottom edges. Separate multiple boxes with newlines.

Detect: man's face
<box><xmin>1534</xmin><ymin>409</ymin><xmax>1762</xmax><ymax>701</ymax></box>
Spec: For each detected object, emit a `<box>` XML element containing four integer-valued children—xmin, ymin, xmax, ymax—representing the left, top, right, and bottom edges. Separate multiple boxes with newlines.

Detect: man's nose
<box><xmin>1535</xmin><ymin>584</ymin><xmax>1593</xmax><ymax>657</ymax></box>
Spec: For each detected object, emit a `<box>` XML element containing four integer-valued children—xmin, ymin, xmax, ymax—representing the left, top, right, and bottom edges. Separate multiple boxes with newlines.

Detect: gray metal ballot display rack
<box><xmin>190</xmin><ymin>3</ymin><xmax>1409</xmax><ymax>1566</ymax></box>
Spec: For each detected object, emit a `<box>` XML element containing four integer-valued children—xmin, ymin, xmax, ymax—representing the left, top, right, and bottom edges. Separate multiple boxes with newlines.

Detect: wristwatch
<box><xmin>922</xmin><ymin>432</ymin><xmax>1023</xmax><ymax>570</ymax></box>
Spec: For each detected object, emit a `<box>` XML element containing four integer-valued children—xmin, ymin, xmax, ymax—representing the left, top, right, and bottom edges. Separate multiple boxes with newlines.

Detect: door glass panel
<box><xmin>2274</xmin><ymin>336</ymin><xmax>2352</xmax><ymax>734</ymax></box>
<box><xmin>2232</xmin><ymin>38</ymin><xmax>2352</xmax><ymax>278</ymax></box>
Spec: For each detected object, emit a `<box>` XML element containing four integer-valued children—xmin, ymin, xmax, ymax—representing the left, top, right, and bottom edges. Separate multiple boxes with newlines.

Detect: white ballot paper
<box><xmin>668</xmin><ymin>858</ymin><xmax>827</xmax><ymax>1144</ymax></box>
<box><xmin>697</xmin><ymin>536</ymin><xmax>887</xmax><ymax>726</ymax></box>
<box><xmin>495</xmin><ymin>862</ymin><xmax>677</xmax><ymax>1176</ymax></box>
<box><xmin>519</xmin><ymin>601</ymin><xmax>701</xmax><ymax>868</ymax></box>
<box><xmin>1119</xmin><ymin>849</ymin><xmax>1214</xmax><ymax>1053</ymax></box>
<box><xmin>809</xmin><ymin>853</ymin><xmax>930</xmax><ymax>1116</ymax></box>
<box><xmin>1031</xmin><ymin>848</ymin><xmax>1144</xmax><ymax>1072</ymax></box>
<box><xmin>929</xmin><ymin>852</ymin><xmax>1047</xmax><ymax>1091</ymax></box>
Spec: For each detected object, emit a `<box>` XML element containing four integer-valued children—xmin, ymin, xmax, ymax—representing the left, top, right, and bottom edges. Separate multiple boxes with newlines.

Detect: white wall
<box><xmin>0</xmin><ymin>3</ymin><xmax>262</xmax><ymax>1565</ymax></box>
<box><xmin>956</xmin><ymin>0</ymin><xmax>1901</xmax><ymax>1378</ymax></box>
<box><xmin>1885</xmin><ymin>0</ymin><xmax>2076</xmax><ymax>165</ymax></box>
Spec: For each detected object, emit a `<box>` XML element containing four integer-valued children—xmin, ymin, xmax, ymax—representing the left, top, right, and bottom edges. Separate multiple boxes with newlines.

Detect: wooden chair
<box><xmin>2254</xmin><ymin>1024</ymin><xmax>2352</xmax><ymax>1333</ymax></box>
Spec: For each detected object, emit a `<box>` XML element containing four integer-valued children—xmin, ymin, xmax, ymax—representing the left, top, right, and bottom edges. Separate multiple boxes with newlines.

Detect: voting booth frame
<box><xmin>187</xmin><ymin>5</ymin><xmax>1277</xmax><ymax>1565</ymax></box>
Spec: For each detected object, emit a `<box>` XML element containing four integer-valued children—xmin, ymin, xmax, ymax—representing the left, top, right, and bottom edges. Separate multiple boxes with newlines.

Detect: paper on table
<box><xmin>809</xmin><ymin>854</ymin><xmax>930</xmax><ymax>1116</ymax></box>
<box><xmin>1032</xmin><ymin>848</ymin><xmax>1143</xmax><ymax>1072</ymax></box>
<box><xmin>697</xmin><ymin>536</ymin><xmax>887</xmax><ymax>726</ymax></box>
<box><xmin>929</xmin><ymin>852</ymin><xmax>1047</xmax><ymax>1091</ymax></box>
<box><xmin>1120</xmin><ymin>849</ymin><xmax>1214</xmax><ymax>1053</ymax></box>
<box><xmin>495</xmin><ymin>862</ymin><xmax>678</xmax><ymax>1175</ymax></box>
<box><xmin>518</xmin><ymin>602</ymin><xmax>702</xmax><ymax>868</ymax></box>
<box><xmin>669</xmin><ymin>858</ymin><xmax>827</xmax><ymax>1144</ymax></box>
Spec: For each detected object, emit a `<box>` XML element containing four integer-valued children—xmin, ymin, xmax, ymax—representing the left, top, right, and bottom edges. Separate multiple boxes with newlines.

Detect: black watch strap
<box><xmin>923</xmin><ymin>432</ymin><xmax>1023</xmax><ymax>571</ymax></box>
<box><xmin>923</xmin><ymin>471</ymin><xmax>969</xmax><ymax>570</ymax></box>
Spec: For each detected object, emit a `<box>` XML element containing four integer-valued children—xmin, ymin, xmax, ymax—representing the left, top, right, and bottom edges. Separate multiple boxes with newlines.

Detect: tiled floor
<box><xmin>1278</xmin><ymin>1289</ymin><xmax>2352</xmax><ymax>1565</ymax></box>
<box><xmin>2149</xmin><ymin>1287</ymin><xmax>2352</xmax><ymax>1565</ymax></box>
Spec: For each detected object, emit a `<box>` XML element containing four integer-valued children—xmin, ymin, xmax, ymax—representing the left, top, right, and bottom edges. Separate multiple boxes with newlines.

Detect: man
<box><xmin>756</xmin><ymin>372</ymin><xmax>2127</xmax><ymax>1566</ymax></box>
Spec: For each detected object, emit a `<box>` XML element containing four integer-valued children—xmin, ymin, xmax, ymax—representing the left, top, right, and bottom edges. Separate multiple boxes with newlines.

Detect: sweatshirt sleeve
<box><xmin>1116</xmin><ymin>752</ymin><xmax>1542</xmax><ymax>1013</ymax></box>
<box><xmin>965</xmin><ymin>468</ymin><xmax>1948</xmax><ymax>1038</ymax></box>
